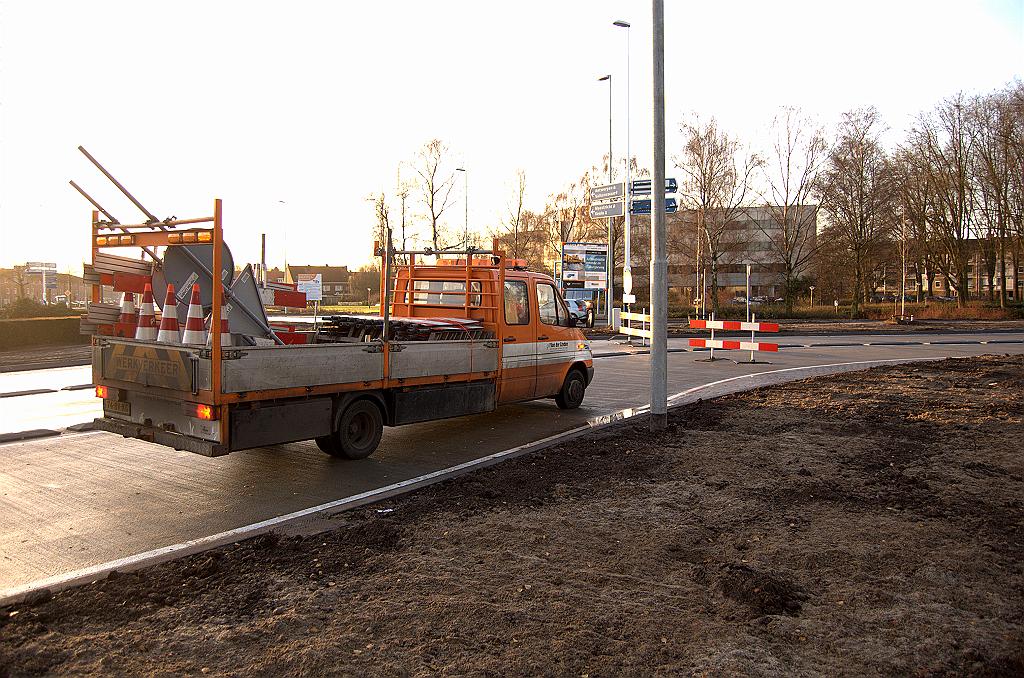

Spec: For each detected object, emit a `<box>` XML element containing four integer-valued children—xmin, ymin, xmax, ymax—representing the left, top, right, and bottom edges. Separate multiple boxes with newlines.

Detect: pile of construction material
<box><xmin>316</xmin><ymin>315</ymin><xmax>494</xmax><ymax>343</ymax></box>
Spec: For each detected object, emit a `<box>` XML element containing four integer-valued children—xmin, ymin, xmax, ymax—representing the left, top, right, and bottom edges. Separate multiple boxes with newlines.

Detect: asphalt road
<box><xmin>1</xmin><ymin>333</ymin><xmax>1023</xmax><ymax>595</ymax></box>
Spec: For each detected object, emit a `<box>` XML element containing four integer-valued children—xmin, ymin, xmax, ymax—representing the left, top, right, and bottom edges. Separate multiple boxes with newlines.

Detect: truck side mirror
<box><xmin>568</xmin><ymin>315</ymin><xmax>578</xmax><ymax>328</ymax></box>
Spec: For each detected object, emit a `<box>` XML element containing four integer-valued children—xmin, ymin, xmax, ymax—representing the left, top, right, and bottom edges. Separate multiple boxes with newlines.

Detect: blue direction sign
<box><xmin>630</xmin><ymin>197</ymin><xmax>678</xmax><ymax>215</ymax></box>
<box><xmin>630</xmin><ymin>178</ymin><xmax>678</xmax><ymax>195</ymax></box>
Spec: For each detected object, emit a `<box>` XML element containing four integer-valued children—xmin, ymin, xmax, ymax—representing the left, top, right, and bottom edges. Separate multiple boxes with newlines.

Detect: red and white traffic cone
<box><xmin>115</xmin><ymin>292</ymin><xmax>137</xmax><ymax>337</ymax></box>
<box><xmin>134</xmin><ymin>284</ymin><xmax>158</xmax><ymax>341</ymax></box>
<box><xmin>206</xmin><ymin>304</ymin><xmax>232</xmax><ymax>347</ymax></box>
<box><xmin>156</xmin><ymin>284</ymin><xmax>181</xmax><ymax>344</ymax></box>
<box><xmin>181</xmin><ymin>284</ymin><xmax>207</xmax><ymax>346</ymax></box>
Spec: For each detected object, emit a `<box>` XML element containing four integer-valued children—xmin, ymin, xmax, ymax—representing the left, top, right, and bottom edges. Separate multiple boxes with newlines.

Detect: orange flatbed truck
<box><xmin>90</xmin><ymin>200</ymin><xmax>594</xmax><ymax>458</ymax></box>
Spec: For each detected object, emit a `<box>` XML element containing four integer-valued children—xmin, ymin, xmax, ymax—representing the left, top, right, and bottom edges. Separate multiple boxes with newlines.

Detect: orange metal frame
<box><xmin>382</xmin><ymin>238</ymin><xmax>506</xmax><ymax>388</ymax></box>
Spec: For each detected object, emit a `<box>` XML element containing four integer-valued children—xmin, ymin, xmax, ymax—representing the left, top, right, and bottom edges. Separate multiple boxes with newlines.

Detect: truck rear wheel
<box><xmin>315</xmin><ymin>435</ymin><xmax>338</xmax><ymax>455</ymax></box>
<box><xmin>555</xmin><ymin>369</ymin><xmax>587</xmax><ymax>410</ymax></box>
<box><xmin>319</xmin><ymin>399</ymin><xmax>383</xmax><ymax>460</ymax></box>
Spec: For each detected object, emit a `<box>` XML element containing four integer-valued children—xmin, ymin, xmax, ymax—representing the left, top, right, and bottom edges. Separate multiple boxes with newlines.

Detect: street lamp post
<box><xmin>455</xmin><ymin>167</ymin><xmax>468</xmax><ymax>248</ymax></box>
<box><xmin>613</xmin><ymin>19</ymin><xmax>631</xmax><ymax>308</ymax></box>
<box><xmin>650</xmin><ymin>0</ymin><xmax>668</xmax><ymax>430</ymax></box>
<box><xmin>598</xmin><ymin>73</ymin><xmax>613</xmax><ymax>321</ymax></box>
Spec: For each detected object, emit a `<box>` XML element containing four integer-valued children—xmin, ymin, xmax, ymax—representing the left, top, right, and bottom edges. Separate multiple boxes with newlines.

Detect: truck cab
<box><xmin>389</xmin><ymin>259</ymin><xmax>593</xmax><ymax>407</ymax></box>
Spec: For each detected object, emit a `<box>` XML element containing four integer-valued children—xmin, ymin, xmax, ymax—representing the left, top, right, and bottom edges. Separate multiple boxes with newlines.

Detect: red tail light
<box><xmin>183</xmin><ymin>402</ymin><xmax>217</xmax><ymax>420</ymax></box>
<box><xmin>95</xmin><ymin>385</ymin><xmax>109</xmax><ymax>399</ymax></box>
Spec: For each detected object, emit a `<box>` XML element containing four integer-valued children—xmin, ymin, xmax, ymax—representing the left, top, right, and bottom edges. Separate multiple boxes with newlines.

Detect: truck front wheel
<box><xmin>555</xmin><ymin>369</ymin><xmax>587</xmax><ymax>410</ymax></box>
<box><xmin>318</xmin><ymin>399</ymin><xmax>384</xmax><ymax>460</ymax></box>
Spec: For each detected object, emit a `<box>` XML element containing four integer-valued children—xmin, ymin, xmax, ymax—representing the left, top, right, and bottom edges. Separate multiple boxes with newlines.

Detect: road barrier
<box><xmin>689</xmin><ymin>314</ymin><xmax>779</xmax><ymax>362</ymax></box>
<box><xmin>620</xmin><ymin>310</ymin><xmax>652</xmax><ymax>346</ymax></box>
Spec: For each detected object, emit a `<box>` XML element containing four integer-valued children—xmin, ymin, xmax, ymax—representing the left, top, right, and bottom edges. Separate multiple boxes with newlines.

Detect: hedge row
<box><xmin>0</xmin><ymin>316</ymin><xmax>90</xmax><ymax>350</ymax></box>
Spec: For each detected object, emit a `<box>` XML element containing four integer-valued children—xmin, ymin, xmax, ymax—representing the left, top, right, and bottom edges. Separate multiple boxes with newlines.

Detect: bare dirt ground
<box><xmin>1</xmin><ymin>356</ymin><xmax>1022</xmax><ymax>676</ymax></box>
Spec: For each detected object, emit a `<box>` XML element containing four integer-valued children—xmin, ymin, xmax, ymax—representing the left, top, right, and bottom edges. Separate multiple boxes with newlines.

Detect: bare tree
<box><xmin>492</xmin><ymin>209</ymin><xmax>549</xmax><ymax>271</ymax></box>
<box><xmin>892</xmin><ymin>147</ymin><xmax>937</xmax><ymax>301</ymax></box>
<box><xmin>395</xmin><ymin>164</ymin><xmax>414</xmax><ymax>263</ymax></box>
<box><xmin>816</xmin><ymin>107</ymin><xmax>896</xmax><ymax>315</ymax></box>
<box><xmin>674</xmin><ymin>116</ymin><xmax>760</xmax><ymax>314</ymax></box>
<box><xmin>12</xmin><ymin>266</ymin><xmax>29</xmax><ymax>300</ymax></box>
<box><xmin>906</xmin><ymin>95</ymin><xmax>978</xmax><ymax>306</ymax></box>
<box><xmin>371</xmin><ymin>193</ymin><xmax>395</xmax><ymax>271</ymax></box>
<box><xmin>970</xmin><ymin>89</ymin><xmax>1019</xmax><ymax>306</ymax></box>
<box><xmin>497</xmin><ymin>170</ymin><xmax>528</xmax><ymax>259</ymax></box>
<box><xmin>412</xmin><ymin>139</ymin><xmax>457</xmax><ymax>251</ymax></box>
<box><xmin>755</xmin><ymin>107</ymin><xmax>828</xmax><ymax>313</ymax></box>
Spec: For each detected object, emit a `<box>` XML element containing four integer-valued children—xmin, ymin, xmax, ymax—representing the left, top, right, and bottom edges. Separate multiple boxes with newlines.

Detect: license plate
<box><xmin>105</xmin><ymin>399</ymin><xmax>131</xmax><ymax>416</ymax></box>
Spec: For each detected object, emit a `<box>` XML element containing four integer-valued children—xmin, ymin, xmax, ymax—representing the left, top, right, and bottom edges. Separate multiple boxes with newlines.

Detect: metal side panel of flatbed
<box><xmin>388</xmin><ymin>340</ymin><xmax>498</xmax><ymax>380</ymax></box>
<box><xmin>95</xmin><ymin>338</ymin><xmax>500</xmax><ymax>394</ymax></box>
<box><xmin>219</xmin><ymin>343</ymin><xmax>385</xmax><ymax>393</ymax></box>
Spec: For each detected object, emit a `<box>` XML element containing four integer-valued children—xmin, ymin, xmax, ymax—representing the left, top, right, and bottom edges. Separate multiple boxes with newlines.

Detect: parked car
<box><xmin>565</xmin><ymin>299</ymin><xmax>595</xmax><ymax>327</ymax></box>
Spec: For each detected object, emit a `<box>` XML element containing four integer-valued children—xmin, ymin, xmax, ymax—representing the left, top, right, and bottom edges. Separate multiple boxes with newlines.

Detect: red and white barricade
<box><xmin>689</xmin><ymin>315</ymin><xmax>779</xmax><ymax>362</ymax></box>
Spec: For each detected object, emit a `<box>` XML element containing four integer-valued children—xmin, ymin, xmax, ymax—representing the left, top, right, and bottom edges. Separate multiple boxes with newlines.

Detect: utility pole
<box><xmin>261</xmin><ymin>233</ymin><xmax>267</xmax><ymax>286</ymax></box>
<box><xmin>613</xmin><ymin>20</ymin><xmax>632</xmax><ymax>309</ymax></box>
<box><xmin>599</xmin><ymin>73</ymin><xmax>614</xmax><ymax>322</ymax></box>
<box><xmin>650</xmin><ymin>0</ymin><xmax>668</xmax><ymax>430</ymax></box>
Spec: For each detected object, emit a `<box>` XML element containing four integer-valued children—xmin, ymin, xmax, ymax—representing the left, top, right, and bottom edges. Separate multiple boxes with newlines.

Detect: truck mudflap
<box><xmin>91</xmin><ymin>417</ymin><xmax>227</xmax><ymax>457</ymax></box>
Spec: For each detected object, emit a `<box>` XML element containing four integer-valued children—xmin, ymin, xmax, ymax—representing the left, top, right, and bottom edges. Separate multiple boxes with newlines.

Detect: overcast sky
<box><xmin>1</xmin><ymin>0</ymin><xmax>1021</xmax><ymax>275</ymax></box>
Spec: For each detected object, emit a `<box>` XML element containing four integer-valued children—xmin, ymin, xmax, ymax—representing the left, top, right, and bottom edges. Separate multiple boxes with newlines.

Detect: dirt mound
<box><xmin>717</xmin><ymin>563</ymin><xmax>806</xmax><ymax>616</ymax></box>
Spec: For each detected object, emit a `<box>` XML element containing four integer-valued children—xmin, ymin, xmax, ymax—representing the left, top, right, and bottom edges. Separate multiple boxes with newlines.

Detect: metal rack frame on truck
<box><xmin>89</xmin><ymin>200</ymin><xmax>594</xmax><ymax>460</ymax></box>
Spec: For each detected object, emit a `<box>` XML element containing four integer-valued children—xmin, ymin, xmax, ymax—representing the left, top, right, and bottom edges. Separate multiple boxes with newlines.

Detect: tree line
<box><xmin>371</xmin><ymin>82</ymin><xmax>1024</xmax><ymax>315</ymax></box>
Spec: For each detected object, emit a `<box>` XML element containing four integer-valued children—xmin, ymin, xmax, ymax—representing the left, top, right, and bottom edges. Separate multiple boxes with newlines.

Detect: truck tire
<box><xmin>331</xmin><ymin>399</ymin><xmax>384</xmax><ymax>460</ymax></box>
<box><xmin>315</xmin><ymin>435</ymin><xmax>338</xmax><ymax>455</ymax></box>
<box><xmin>555</xmin><ymin>368</ymin><xmax>587</xmax><ymax>410</ymax></box>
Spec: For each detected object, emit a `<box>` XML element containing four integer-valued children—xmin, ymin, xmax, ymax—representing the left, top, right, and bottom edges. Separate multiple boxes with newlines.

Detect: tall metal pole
<box><xmin>745</xmin><ymin>263</ymin><xmax>751</xmax><ymax>322</ymax></box>
<box><xmin>599</xmin><ymin>74</ymin><xmax>614</xmax><ymax>323</ymax></box>
<box><xmin>614</xmin><ymin>20</ymin><xmax>632</xmax><ymax>308</ymax></box>
<box><xmin>261</xmin><ymin>233</ymin><xmax>267</xmax><ymax>286</ymax></box>
<box><xmin>607</xmin><ymin>75</ymin><xmax>613</xmax><ymax>319</ymax></box>
<box><xmin>456</xmin><ymin>167</ymin><xmax>468</xmax><ymax>247</ymax></box>
<box><xmin>650</xmin><ymin>1</ymin><xmax>667</xmax><ymax>430</ymax></box>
